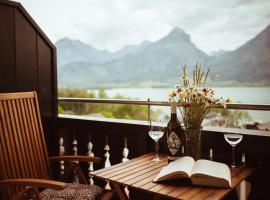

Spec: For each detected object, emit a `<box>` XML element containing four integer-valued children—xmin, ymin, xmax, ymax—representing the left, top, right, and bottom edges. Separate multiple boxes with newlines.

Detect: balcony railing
<box><xmin>57</xmin><ymin>96</ymin><xmax>270</xmax><ymax>167</ymax></box>
<box><xmin>58</xmin><ymin>97</ymin><xmax>270</xmax><ymax>136</ymax></box>
<box><xmin>58</xmin><ymin>97</ymin><xmax>270</xmax><ymax>111</ymax></box>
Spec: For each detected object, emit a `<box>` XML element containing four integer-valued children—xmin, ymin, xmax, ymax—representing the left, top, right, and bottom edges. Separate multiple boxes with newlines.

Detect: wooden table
<box><xmin>91</xmin><ymin>154</ymin><xmax>254</xmax><ymax>200</ymax></box>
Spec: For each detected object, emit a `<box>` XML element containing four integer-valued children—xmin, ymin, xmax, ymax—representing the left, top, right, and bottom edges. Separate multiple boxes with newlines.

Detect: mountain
<box><xmin>115</xmin><ymin>40</ymin><xmax>152</xmax><ymax>58</ymax></box>
<box><xmin>210</xmin><ymin>49</ymin><xmax>227</xmax><ymax>57</ymax></box>
<box><xmin>56</xmin><ymin>38</ymin><xmax>113</xmax><ymax>66</ymax></box>
<box><xmin>209</xmin><ymin>25</ymin><xmax>270</xmax><ymax>83</ymax></box>
<box><xmin>56</xmin><ymin>38</ymin><xmax>151</xmax><ymax>67</ymax></box>
<box><xmin>58</xmin><ymin>27</ymin><xmax>210</xmax><ymax>87</ymax></box>
<box><xmin>57</xmin><ymin>26</ymin><xmax>270</xmax><ymax>88</ymax></box>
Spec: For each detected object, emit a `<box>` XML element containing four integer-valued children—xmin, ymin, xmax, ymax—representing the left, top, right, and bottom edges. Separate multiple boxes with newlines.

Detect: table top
<box><xmin>91</xmin><ymin>153</ymin><xmax>254</xmax><ymax>200</ymax></box>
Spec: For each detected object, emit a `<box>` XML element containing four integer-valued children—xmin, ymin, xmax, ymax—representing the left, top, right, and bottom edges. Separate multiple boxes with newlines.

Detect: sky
<box><xmin>16</xmin><ymin>0</ymin><xmax>270</xmax><ymax>54</ymax></box>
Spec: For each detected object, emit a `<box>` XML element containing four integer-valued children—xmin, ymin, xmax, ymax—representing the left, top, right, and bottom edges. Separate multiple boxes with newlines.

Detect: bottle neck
<box><xmin>171</xmin><ymin>113</ymin><xmax>177</xmax><ymax>120</ymax></box>
<box><xmin>171</xmin><ymin>102</ymin><xmax>177</xmax><ymax>116</ymax></box>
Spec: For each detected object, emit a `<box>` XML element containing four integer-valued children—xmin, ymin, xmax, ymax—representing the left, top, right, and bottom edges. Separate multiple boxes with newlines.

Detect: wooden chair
<box><xmin>0</xmin><ymin>91</ymin><xmax>115</xmax><ymax>200</ymax></box>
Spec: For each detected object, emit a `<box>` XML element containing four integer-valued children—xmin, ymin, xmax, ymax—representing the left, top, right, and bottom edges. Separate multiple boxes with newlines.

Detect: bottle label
<box><xmin>167</xmin><ymin>131</ymin><xmax>181</xmax><ymax>155</ymax></box>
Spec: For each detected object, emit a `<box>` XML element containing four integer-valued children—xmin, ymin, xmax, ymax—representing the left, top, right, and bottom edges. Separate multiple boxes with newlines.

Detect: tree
<box><xmin>58</xmin><ymin>87</ymin><xmax>162</xmax><ymax>121</ymax></box>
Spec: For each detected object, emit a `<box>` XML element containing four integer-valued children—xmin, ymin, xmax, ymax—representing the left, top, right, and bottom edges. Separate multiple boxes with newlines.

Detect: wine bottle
<box><xmin>166</xmin><ymin>102</ymin><xmax>184</xmax><ymax>162</ymax></box>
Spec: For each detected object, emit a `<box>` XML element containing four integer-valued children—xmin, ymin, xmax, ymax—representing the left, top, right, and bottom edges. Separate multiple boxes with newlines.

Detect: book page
<box><xmin>153</xmin><ymin>156</ymin><xmax>195</xmax><ymax>182</ymax></box>
<box><xmin>190</xmin><ymin>159</ymin><xmax>231</xmax><ymax>187</ymax></box>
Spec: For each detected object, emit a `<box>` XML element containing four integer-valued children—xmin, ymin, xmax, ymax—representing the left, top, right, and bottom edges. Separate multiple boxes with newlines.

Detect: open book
<box><xmin>153</xmin><ymin>157</ymin><xmax>231</xmax><ymax>188</ymax></box>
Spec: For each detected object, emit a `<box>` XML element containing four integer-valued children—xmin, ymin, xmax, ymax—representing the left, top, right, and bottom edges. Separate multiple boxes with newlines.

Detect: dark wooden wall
<box><xmin>0</xmin><ymin>1</ymin><xmax>57</xmax><ymax>154</ymax></box>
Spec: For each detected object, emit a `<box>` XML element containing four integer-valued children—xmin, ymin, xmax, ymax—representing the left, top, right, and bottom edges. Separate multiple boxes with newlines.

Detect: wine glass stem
<box><xmin>155</xmin><ymin>140</ymin><xmax>159</xmax><ymax>159</ymax></box>
<box><xmin>232</xmin><ymin>145</ymin><xmax>236</xmax><ymax>167</ymax></box>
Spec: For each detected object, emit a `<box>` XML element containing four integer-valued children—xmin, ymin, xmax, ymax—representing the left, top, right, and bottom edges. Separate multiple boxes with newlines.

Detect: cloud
<box><xmin>16</xmin><ymin>0</ymin><xmax>270</xmax><ymax>53</ymax></box>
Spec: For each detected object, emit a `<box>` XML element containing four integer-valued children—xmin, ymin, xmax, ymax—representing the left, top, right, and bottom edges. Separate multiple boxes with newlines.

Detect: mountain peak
<box><xmin>56</xmin><ymin>37</ymin><xmax>88</xmax><ymax>47</ymax></box>
<box><xmin>56</xmin><ymin>37</ymin><xmax>74</xmax><ymax>44</ymax></box>
<box><xmin>170</xmin><ymin>27</ymin><xmax>186</xmax><ymax>34</ymax></box>
<box><xmin>161</xmin><ymin>27</ymin><xmax>191</xmax><ymax>43</ymax></box>
<box><xmin>141</xmin><ymin>40</ymin><xmax>152</xmax><ymax>45</ymax></box>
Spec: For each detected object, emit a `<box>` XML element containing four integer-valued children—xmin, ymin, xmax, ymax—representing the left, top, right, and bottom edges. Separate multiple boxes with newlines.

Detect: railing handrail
<box><xmin>58</xmin><ymin>97</ymin><xmax>270</xmax><ymax>111</ymax></box>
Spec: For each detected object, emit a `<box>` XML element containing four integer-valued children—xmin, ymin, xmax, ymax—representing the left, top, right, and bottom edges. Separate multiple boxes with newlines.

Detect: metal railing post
<box><xmin>148</xmin><ymin>98</ymin><xmax>151</xmax><ymax>125</ymax></box>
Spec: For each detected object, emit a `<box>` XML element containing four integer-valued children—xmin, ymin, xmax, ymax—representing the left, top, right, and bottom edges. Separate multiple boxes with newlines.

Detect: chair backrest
<box><xmin>0</xmin><ymin>91</ymin><xmax>51</xmax><ymax>198</ymax></box>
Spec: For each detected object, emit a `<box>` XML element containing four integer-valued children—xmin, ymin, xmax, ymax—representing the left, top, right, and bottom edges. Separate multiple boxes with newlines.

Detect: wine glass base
<box><xmin>151</xmin><ymin>157</ymin><xmax>162</xmax><ymax>162</ymax></box>
<box><xmin>231</xmin><ymin>164</ymin><xmax>237</xmax><ymax>168</ymax></box>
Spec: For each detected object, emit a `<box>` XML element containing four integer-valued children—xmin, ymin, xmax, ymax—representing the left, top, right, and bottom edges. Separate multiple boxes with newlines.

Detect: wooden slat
<box><xmin>93</xmin><ymin>153</ymin><xmax>153</xmax><ymax>175</ymax></box>
<box><xmin>117</xmin><ymin>161</ymin><xmax>166</xmax><ymax>184</ymax></box>
<box><xmin>33</xmin><ymin>91</ymin><xmax>51</xmax><ymax>177</ymax></box>
<box><xmin>19</xmin><ymin>98</ymin><xmax>35</xmax><ymax>178</ymax></box>
<box><xmin>96</xmin><ymin>159</ymin><xmax>150</xmax><ymax>179</ymax></box>
<box><xmin>0</xmin><ymin>109</ymin><xmax>12</xmax><ymax>198</ymax></box>
<box><xmin>155</xmin><ymin>184</ymin><xmax>178</xmax><ymax>196</ymax></box>
<box><xmin>15</xmin><ymin>99</ymin><xmax>31</xmax><ymax>178</ymax></box>
<box><xmin>203</xmin><ymin>188</ymin><xmax>230</xmax><ymax>200</ymax></box>
<box><xmin>189</xmin><ymin>188</ymin><xmax>216</xmax><ymax>200</ymax></box>
<box><xmin>124</xmin><ymin>155</ymin><xmax>162</xmax><ymax>189</ymax></box>
<box><xmin>179</xmin><ymin>187</ymin><xmax>203</xmax><ymax>199</ymax></box>
<box><xmin>149</xmin><ymin>182</ymin><xmax>179</xmax><ymax>196</ymax></box>
<box><xmin>26</xmin><ymin>98</ymin><xmax>43</xmax><ymax>177</ymax></box>
<box><xmin>7</xmin><ymin>100</ymin><xmax>24</xmax><ymax>178</ymax></box>
<box><xmin>0</xmin><ymin>92</ymin><xmax>34</xmax><ymax>100</ymax></box>
<box><xmin>105</xmin><ymin>155</ymin><xmax>167</xmax><ymax>179</ymax></box>
<box><xmin>168</xmin><ymin>186</ymin><xmax>190</xmax><ymax>199</ymax></box>
<box><xmin>2</xmin><ymin>101</ymin><xmax>21</xmax><ymax>195</ymax></box>
<box><xmin>0</xmin><ymin>121</ymin><xmax>8</xmax><ymax>177</ymax></box>
<box><xmin>0</xmin><ymin>102</ymin><xmax>12</xmax><ymax>179</ymax></box>
<box><xmin>7</xmin><ymin>100</ymin><xmax>26</xmax><ymax>195</ymax></box>
<box><xmin>139</xmin><ymin>180</ymin><xmax>158</xmax><ymax>190</ymax></box>
<box><xmin>10</xmin><ymin>100</ymin><xmax>28</xmax><ymax>178</ymax></box>
<box><xmin>126</xmin><ymin>167</ymin><xmax>164</xmax><ymax>186</ymax></box>
<box><xmin>23</xmin><ymin>98</ymin><xmax>39</xmax><ymax>178</ymax></box>
<box><xmin>28</xmin><ymin>98</ymin><xmax>47</xmax><ymax>178</ymax></box>
<box><xmin>1</xmin><ymin>101</ymin><xmax>19</xmax><ymax>179</ymax></box>
<box><xmin>132</xmin><ymin>173</ymin><xmax>160</xmax><ymax>189</ymax></box>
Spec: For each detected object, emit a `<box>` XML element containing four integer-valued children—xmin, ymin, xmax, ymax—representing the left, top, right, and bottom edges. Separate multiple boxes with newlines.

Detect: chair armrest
<box><xmin>0</xmin><ymin>179</ymin><xmax>67</xmax><ymax>190</ymax></box>
<box><xmin>49</xmin><ymin>155</ymin><xmax>101</xmax><ymax>163</ymax></box>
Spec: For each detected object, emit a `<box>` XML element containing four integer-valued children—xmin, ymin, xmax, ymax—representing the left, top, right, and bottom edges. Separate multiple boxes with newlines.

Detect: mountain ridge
<box><xmin>56</xmin><ymin>25</ymin><xmax>270</xmax><ymax>88</ymax></box>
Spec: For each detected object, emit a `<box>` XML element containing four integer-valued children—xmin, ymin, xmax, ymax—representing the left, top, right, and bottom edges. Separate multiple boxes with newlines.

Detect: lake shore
<box><xmin>93</xmin><ymin>87</ymin><xmax>270</xmax><ymax>123</ymax></box>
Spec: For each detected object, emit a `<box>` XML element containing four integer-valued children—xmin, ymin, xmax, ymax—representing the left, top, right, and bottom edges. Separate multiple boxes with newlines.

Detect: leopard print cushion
<box><xmin>40</xmin><ymin>183</ymin><xmax>103</xmax><ymax>200</ymax></box>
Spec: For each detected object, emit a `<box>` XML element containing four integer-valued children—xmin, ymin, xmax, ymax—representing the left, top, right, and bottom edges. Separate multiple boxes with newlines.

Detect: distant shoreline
<box><xmin>58</xmin><ymin>82</ymin><xmax>270</xmax><ymax>90</ymax></box>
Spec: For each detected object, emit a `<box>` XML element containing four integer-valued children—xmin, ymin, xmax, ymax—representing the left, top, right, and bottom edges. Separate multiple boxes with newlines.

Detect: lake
<box><xmin>103</xmin><ymin>87</ymin><xmax>270</xmax><ymax>123</ymax></box>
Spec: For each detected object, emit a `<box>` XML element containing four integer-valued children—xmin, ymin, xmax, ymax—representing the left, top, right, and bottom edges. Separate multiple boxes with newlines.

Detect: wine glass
<box><xmin>148</xmin><ymin>118</ymin><xmax>165</xmax><ymax>162</ymax></box>
<box><xmin>224</xmin><ymin>118</ymin><xmax>243</xmax><ymax>168</ymax></box>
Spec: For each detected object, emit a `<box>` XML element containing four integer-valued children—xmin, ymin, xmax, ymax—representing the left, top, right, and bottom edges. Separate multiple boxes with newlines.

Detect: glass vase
<box><xmin>185</xmin><ymin>128</ymin><xmax>201</xmax><ymax>160</ymax></box>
